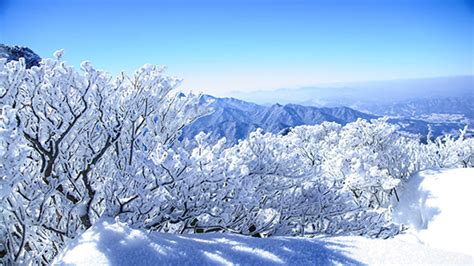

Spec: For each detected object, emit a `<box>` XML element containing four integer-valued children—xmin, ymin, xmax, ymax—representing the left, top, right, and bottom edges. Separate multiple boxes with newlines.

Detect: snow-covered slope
<box><xmin>53</xmin><ymin>219</ymin><xmax>473</xmax><ymax>265</ymax></box>
<box><xmin>54</xmin><ymin>168</ymin><xmax>474</xmax><ymax>265</ymax></box>
<box><xmin>393</xmin><ymin>168</ymin><xmax>474</xmax><ymax>256</ymax></box>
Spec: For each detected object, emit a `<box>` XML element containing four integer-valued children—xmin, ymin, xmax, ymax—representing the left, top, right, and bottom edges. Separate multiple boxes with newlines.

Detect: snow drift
<box><xmin>53</xmin><ymin>218</ymin><xmax>472</xmax><ymax>265</ymax></box>
<box><xmin>393</xmin><ymin>168</ymin><xmax>474</xmax><ymax>256</ymax></box>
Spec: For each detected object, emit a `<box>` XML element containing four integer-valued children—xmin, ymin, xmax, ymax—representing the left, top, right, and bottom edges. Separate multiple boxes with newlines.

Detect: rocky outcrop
<box><xmin>0</xmin><ymin>44</ymin><xmax>41</xmax><ymax>68</ymax></box>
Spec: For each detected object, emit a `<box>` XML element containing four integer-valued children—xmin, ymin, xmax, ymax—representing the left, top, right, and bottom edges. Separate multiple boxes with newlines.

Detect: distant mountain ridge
<box><xmin>220</xmin><ymin>75</ymin><xmax>473</xmax><ymax>142</ymax></box>
<box><xmin>357</xmin><ymin>96</ymin><xmax>474</xmax><ymax>121</ymax></box>
<box><xmin>230</xmin><ymin>76</ymin><xmax>473</xmax><ymax>107</ymax></box>
<box><xmin>182</xmin><ymin>96</ymin><xmax>467</xmax><ymax>143</ymax></box>
<box><xmin>182</xmin><ymin>95</ymin><xmax>375</xmax><ymax>142</ymax></box>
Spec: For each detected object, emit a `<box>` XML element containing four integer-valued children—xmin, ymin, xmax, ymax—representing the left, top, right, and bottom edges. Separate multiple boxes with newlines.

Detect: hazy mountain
<box><xmin>223</xmin><ymin>76</ymin><xmax>473</xmax><ymax>140</ymax></box>
<box><xmin>230</xmin><ymin>76</ymin><xmax>473</xmax><ymax>107</ymax></box>
<box><xmin>182</xmin><ymin>96</ymin><xmax>376</xmax><ymax>142</ymax></box>
<box><xmin>357</xmin><ymin>96</ymin><xmax>474</xmax><ymax>121</ymax></box>
<box><xmin>182</xmin><ymin>96</ymin><xmax>468</xmax><ymax>143</ymax></box>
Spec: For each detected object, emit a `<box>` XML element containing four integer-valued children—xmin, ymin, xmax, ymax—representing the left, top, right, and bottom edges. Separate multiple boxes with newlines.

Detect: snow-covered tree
<box><xmin>0</xmin><ymin>52</ymin><xmax>209</xmax><ymax>264</ymax></box>
<box><xmin>425</xmin><ymin>126</ymin><xmax>474</xmax><ymax>168</ymax></box>
<box><xmin>326</xmin><ymin>118</ymin><xmax>421</xmax><ymax>208</ymax></box>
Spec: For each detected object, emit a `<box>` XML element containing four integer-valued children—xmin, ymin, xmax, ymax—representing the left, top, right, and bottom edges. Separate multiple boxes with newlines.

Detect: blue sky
<box><xmin>1</xmin><ymin>0</ymin><xmax>473</xmax><ymax>95</ymax></box>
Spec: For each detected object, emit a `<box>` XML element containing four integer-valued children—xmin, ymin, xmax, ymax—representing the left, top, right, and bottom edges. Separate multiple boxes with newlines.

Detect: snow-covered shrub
<box><xmin>325</xmin><ymin>118</ymin><xmax>422</xmax><ymax>208</ymax></box>
<box><xmin>425</xmin><ymin>126</ymin><xmax>474</xmax><ymax>168</ymax></box>
<box><xmin>0</xmin><ymin>52</ymin><xmax>209</xmax><ymax>264</ymax></box>
<box><xmin>158</xmin><ymin>119</ymin><xmax>470</xmax><ymax>238</ymax></box>
<box><xmin>140</xmin><ymin>125</ymin><xmax>404</xmax><ymax>238</ymax></box>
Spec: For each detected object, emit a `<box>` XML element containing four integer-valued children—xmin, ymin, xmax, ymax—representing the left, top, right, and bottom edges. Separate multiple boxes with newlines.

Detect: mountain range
<box><xmin>229</xmin><ymin>76</ymin><xmax>473</xmax><ymax>108</ymax></box>
<box><xmin>182</xmin><ymin>96</ymin><xmax>469</xmax><ymax>143</ymax></box>
<box><xmin>182</xmin><ymin>95</ymin><xmax>375</xmax><ymax>142</ymax></box>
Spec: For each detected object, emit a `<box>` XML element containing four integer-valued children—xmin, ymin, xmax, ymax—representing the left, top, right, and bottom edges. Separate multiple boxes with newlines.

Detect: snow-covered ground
<box><xmin>393</xmin><ymin>168</ymin><xmax>474</xmax><ymax>256</ymax></box>
<box><xmin>54</xmin><ymin>168</ymin><xmax>474</xmax><ymax>265</ymax></box>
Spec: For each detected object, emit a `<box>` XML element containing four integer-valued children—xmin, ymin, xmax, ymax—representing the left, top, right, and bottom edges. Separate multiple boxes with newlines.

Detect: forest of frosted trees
<box><xmin>1</xmin><ymin>52</ymin><xmax>473</xmax><ymax>264</ymax></box>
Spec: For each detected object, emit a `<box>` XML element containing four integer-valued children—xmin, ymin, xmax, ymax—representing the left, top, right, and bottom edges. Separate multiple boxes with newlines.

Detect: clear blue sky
<box><xmin>1</xmin><ymin>0</ymin><xmax>473</xmax><ymax>95</ymax></box>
